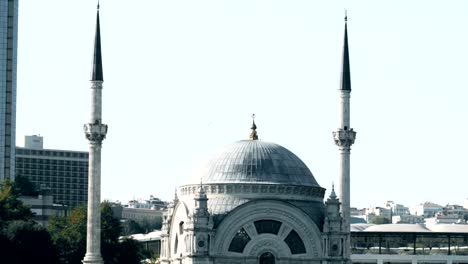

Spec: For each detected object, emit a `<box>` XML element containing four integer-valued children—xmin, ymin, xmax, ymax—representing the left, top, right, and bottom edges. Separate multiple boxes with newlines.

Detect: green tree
<box><xmin>121</xmin><ymin>219</ymin><xmax>144</xmax><ymax>236</ymax></box>
<box><xmin>115</xmin><ymin>237</ymin><xmax>149</xmax><ymax>264</ymax></box>
<box><xmin>5</xmin><ymin>220</ymin><xmax>60</xmax><ymax>263</ymax></box>
<box><xmin>13</xmin><ymin>175</ymin><xmax>39</xmax><ymax>196</ymax></box>
<box><xmin>371</xmin><ymin>215</ymin><xmax>391</xmax><ymax>225</ymax></box>
<box><xmin>0</xmin><ymin>180</ymin><xmax>59</xmax><ymax>264</ymax></box>
<box><xmin>49</xmin><ymin>204</ymin><xmax>87</xmax><ymax>263</ymax></box>
<box><xmin>49</xmin><ymin>201</ymin><xmax>145</xmax><ymax>264</ymax></box>
<box><xmin>0</xmin><ymin>179</ymin><xmax>33</xmax><ymax>227</ymax></box>
<box><xmin>137</xmin><ymin>216</ymin><xmax>162</xmax><ymax>233</ymax></box>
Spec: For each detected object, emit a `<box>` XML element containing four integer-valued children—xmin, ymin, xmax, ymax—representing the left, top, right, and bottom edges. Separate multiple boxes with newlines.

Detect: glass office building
<box><xmin>0</xmin><ymin>0</ymin><xmax>18</xmax><ymax>181</ymax></box>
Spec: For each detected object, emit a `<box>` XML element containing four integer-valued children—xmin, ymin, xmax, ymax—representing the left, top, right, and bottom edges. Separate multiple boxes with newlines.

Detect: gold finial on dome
<box><xmin>249</xmin><ymin>114</ymin><xmax>258</xmax><ymax>140</ymax></box>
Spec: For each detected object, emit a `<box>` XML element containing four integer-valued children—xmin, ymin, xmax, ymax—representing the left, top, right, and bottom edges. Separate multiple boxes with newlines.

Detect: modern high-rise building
<box><xmin>0</xmin><ymin>0</ymin><xmax>18</xmax><ymax>181</ymax></box>
<box><xmin>16</xmin><ymin>135</ymin><xmax>89</xmax><ymax>207</ymax></box>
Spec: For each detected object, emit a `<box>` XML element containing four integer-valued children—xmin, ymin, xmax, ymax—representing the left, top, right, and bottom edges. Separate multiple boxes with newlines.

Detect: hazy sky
<box><xmin>16</xmin><ymin>0</ymin><xmax>468</xmax><ymax>209</ymax></box>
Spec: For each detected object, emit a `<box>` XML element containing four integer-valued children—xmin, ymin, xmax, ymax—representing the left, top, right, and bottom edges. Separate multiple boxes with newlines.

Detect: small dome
<box><xmin>197</xmin><ymin>140</ymin><xmax>320</xmax><ymax>187</ymax></box>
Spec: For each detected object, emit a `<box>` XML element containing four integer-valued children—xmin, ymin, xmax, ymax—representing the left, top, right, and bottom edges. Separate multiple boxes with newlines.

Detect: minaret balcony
<box><xmin>84</xmin><ymin>123</ymin><xmax>108</xmax><ymax>143</ymax></box>
<box><xmin>333</xmin><ymin>128</ymin><xmax>356</xmax><ymax>148</ymax></box>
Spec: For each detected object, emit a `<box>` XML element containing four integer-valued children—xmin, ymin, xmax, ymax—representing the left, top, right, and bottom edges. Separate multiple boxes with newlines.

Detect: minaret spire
<box><xmin>332</xmin><ymin>12</ymin><xmax>356</xmax><ymax>263</ymax></box>
<box><xmin>83</xmin><ymin>3</ymin><xmax>107</xmax><ymax>264</ymax></box>
<box><xmin>91</xmin><ymin>3</ymin><xmax>103</xmax><ymax>81</ymax></box>
<box><xmin>340</xmin><ymin>12</ymin><xmax>351</xmax><ymax>91</ymax></box>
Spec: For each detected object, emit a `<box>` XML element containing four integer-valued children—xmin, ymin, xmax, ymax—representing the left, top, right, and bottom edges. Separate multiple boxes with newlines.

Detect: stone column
<box><xmin>333</xmin><ymin>90</ymin><xmax>356</xmax><ymax>260</ymax></box>
<box><xmin>82</xmin><ymin>81</ymin><xmax>107</xmax><ymax>264</ymax></box>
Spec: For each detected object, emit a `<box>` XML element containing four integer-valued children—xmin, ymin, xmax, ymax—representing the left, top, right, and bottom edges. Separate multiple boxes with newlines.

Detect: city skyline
<box><xmin>15</xmin><ymin>1</ymin><xmax>468</xmax><ymax>208</ymax></box>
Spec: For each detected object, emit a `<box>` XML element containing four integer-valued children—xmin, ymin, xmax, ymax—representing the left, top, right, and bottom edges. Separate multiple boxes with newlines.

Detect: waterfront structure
<box><xmin>351</xmin><ymin>224</ymin><xmax>468</xmax><ymax>264</ymax></box>
<box><xmin>16</xmin><ymin>135</ymin><xmax>89</xmax><ymax>207</ymax></box>
<box><xmin>332</xmin><ymin>14</ymin><xmax>356</xmax><ymax>261</ymax></box>
<box><xmin>82</xmin><ymin>4</ymin><xmax>107</xmax><ymax>264</ymax></box>
<box><xmin>0</xmin><ymin>0</ymin><xmax>18</xmax><ymax>181</ymax></box>
<box><xmin>133</xmin><ymin>224</ymin><xmax>468</xmax><ymax>264</ymax></box>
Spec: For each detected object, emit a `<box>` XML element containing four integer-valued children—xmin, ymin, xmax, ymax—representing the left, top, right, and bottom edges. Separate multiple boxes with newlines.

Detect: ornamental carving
<box><xmin>84</xmin><ymin>122</ymin><xmax>108</xmax><ymax>144</ymax></box>
<box><xmin>333</xmin><ymin>129</ymin><xmax>356</xmax><ymax>148</ymax></box>
<box><xmin>179</xmin><ymin>183</ymin><xmax>325</xmax><ymax>202</ymax></box>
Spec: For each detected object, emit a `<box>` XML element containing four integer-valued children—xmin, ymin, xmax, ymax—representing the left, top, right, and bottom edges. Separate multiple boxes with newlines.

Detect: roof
<box><xmin>351</xmin><ymin>223</ymin><xmax>468</xmax><ymax>233</ymax></box>
<box><xmin>351</xmin><ymin>224</ymin><xmax>374</xmax><ymax>232</ymax></box>
<box><xmin>364</xmin><ymin>224</ymin><xmax>431</xmax><ymax>233</ymax></box>
<box><xmin>196</xmin><ymin>140</ymin><xmax>320</xmax><ymax>187</ymax></box>
<box><xmin>123</xmin><ymin>230</ymin><xmax>162</xmax><ymax>242</ymax></box>
<box><xmin>340</xmin><ymin>19</ymin><xmax>351</xmax><ymax>91</ymax></box>
<box><xmin>426</xmin><ymin>224</ymin><xmax>468</xmax><ymax>233</ymax></box>
<box><xmin>91</xmin><ymin>9</ymin><xmax>103</xmax><ymax>81</ymax></box>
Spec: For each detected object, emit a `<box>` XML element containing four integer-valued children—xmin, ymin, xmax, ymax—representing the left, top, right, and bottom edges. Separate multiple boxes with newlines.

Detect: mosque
<box><xmin>158</xmin><ymin>17</ymin><xmax>356</xmax><ymax>264</ymax></box>
<box><xmin>81</xmin><ymin>2</ymin><xmax>356</xmax><ymax>262</ymax></box>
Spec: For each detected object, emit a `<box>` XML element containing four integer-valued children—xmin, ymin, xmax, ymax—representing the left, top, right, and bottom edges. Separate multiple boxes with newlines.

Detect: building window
<box><xmin>254</xmin><ymin>220</ymin><xmax>282</xmax><ymax>235</ymax></box>
<box><xmin>174</xmin><ymin>234</ymin><xmax>178</xmax><ymax>254</ymax></box>
<box><xmin>179</xmin><ymin>221</ymin><xmax>184</xmax><ymax>235</ymax></box>
<box><xmin>228</xmin><ymin>227</ymin><xmax>251</xmax><ymax>253</ymax></box>
<box><xmin>284</xmin><ymin>230</ymin><xmax>306</xmax><ymax>254</ymax></box>
<box><xmin>259</xmin><ymin>252</ymin><xmax>275</xmax><ymax>264</ymax></box>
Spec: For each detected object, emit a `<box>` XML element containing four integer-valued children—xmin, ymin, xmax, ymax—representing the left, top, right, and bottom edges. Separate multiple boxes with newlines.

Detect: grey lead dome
<box><xmin>198</xmin><ymin>140</ymin><xmax>320</xmax><ymax>187</ymax></box>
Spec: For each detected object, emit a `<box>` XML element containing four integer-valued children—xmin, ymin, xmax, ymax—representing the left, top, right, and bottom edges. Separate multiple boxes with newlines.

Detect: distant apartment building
<box><xmin>366</xmin><ymin>206</ymin><xmax>392</xmax><ymax>220</ymax></box>
<box><xmin>442</xmin><ymin>204</ymin><xmax>468</xmax><ymax>218</ymax></box>
<box><xmin>122</xmin><ymin>207</ymin><xmax>163</xmax><ymax>226</ymax></box>
<box><xmin>392</xmin><ymin>214</ymin><xmax>424</xmax><ymax>224</ymax></box>
<box><xmin>19</xmin><ymin>191</ymin><xmax>69</xmax><ymax>226</ymax></box>
<box><xmin>127</xmin><ymin>195</ymin><xmax>166</xmax><ymax>210</ymax></box>
<box><xmin>410</xmin><ymin>202</ymin><xmax>443</xmax><ymax>217</ymax></box>
<box><xmin>384</xmin><ymin>200</ymin><xmax>410</xmax><ymax>216</ymax></box>
<box><xmin>111</xmin><ymin>196</ymin><xmax>167</xmax><ymax>232</ymax></box>
<box><xmin>15</xmin><ymin>135</ymin><xmax>88</xmax><ymax>207</ymax></box>
<box><xmin>435</xmin><ymin>214</ymin><xmax>465</xmax><ymax>224</ymax></box>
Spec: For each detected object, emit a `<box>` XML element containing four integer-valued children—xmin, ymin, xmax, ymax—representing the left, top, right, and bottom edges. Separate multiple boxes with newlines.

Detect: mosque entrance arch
<box><xmin>214</xmin><ymin>200</ymin><xmax>323</xmax><ymax>262</ymax></box>
<box><xmin>259</xmin><ymin>252</ymin><xmax>275</xmax><ymax>264</ymax></box>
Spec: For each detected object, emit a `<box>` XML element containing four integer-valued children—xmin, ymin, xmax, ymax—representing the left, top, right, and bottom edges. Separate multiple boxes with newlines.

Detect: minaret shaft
<box><xmin>339</xmin><ymin>92</ymin><xmax>350</xmax><ymax>129</ymax></box>
<box><xmin>90</xmin><ymin>83</ymin><xmax>103</xmax><ymax>122</ymax></box>
<box><xmin>84</xmin><ymin>144</ymin><xmax>103</xmax><ymax>261</ymax></box>
<box><xmin>338</xmin><ymin>144</ymin><xmax>351</xmax><ymax>226</ymax></box>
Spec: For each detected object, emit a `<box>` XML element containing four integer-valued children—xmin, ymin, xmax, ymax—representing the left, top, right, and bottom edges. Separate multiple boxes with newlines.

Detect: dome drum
<box><xmin>179</xmin><ymin>183</ymin><xmax>325</xmax><ymax>202</ymax></box>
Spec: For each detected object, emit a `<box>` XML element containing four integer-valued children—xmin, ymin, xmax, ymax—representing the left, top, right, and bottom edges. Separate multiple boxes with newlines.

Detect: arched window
<box><xmin>259</xmin><ymin>252</ymin><xmax>275</xmax><ymax>264</ymax></box>
<box><xmin>179</xmin><ymin>221</ymin><xmax>184</xmax><ymax>234</ymax></box>
<box><xmin>228</xmin><ymin>227</ymin><xmax>251</xmax><ymax>253</ymax></box>
<box><xmin>284</xmin><ymin>230</ymin><xmax>306</xmax><ymax>254</ymax></box>
<box><xmin>174</xmin><ymin>234</ymin><xmax>178</xmax><ymax>254</ymax></box>
<box><xmin>254</xmin><ymin>220</ymin><xmax>282</xmax><ymax>235</ymax></box>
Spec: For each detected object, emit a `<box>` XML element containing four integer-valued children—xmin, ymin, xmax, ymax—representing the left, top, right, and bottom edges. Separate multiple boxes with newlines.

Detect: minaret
<box><xmin>82</xmin><ymin>3</ymin><xmax>107</xmax><ymax>264</ymax></box>
<box><xmin>332</xmin><ymin>13</ymin><xmax>356</xmax><ymax>261</ymax></box>
<box><xmin>323</xmin><ymin>184</ymin><xmax>347</xmax><ymax>263</ymax></box>
<box><xmin>188</xmin><ymin>181</ymin><xmax>212</xmax><ymax>260</ymax></box>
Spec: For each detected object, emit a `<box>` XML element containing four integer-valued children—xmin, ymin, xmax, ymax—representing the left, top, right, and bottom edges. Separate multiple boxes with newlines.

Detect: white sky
<box><xmin>16</xmin><ymin>0</ymin><xmax>468</xmax><ymax>209</ymax></box>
